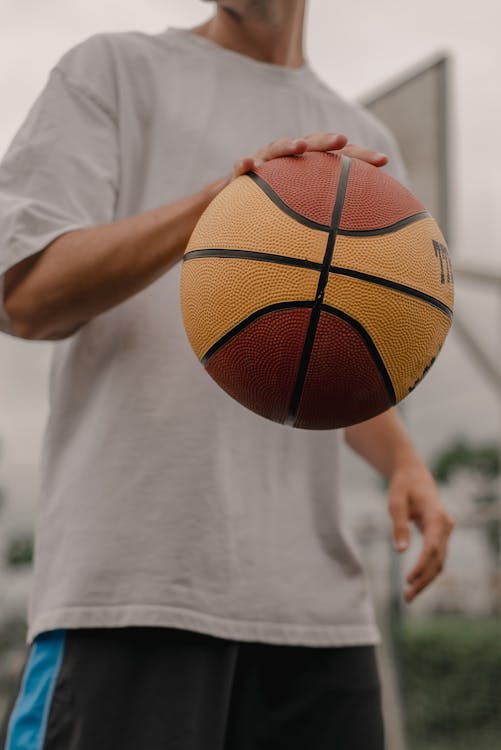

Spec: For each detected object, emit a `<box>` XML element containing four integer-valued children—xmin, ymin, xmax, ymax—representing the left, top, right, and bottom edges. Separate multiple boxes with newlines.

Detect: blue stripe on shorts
<box><xmin>5</xmin><ymin>630</ymin><xmax>66</xmax><ymax>750</ymax></box>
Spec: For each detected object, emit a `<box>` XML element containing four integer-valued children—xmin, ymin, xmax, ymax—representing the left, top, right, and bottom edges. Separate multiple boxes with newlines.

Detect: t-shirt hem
<box><xmin>28</xmin><ymin>603</ymin><xmax>381</xmax><ymax>648</ymax></box>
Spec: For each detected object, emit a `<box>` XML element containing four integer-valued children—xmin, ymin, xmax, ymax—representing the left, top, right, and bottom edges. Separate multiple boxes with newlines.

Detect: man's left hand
<box><xmin>387</xmin><ymin>463</ymin><xmax>455</xmax><ymax>602</ymax></box>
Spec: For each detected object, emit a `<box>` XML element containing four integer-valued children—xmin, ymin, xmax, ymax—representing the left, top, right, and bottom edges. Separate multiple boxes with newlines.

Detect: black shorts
<box><xmin>1</xmin><ymin>627</ymin><xmax>385</xmax><ymax>750</ymax></box>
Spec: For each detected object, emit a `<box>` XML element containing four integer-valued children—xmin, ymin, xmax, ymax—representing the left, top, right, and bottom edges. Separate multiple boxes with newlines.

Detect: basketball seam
<box><xmin>320</xmin><ymin>304</ymin><xmax>397</xmax><ymax>405</ymax></box>
<box><xmin>247</xmin><ymin>172</ymin><xmax>331</xmax><ymax>232</ymax></box>
<box><xmin>247</xmin><ymin>172</ymin><xmax>430</xmax><ymax>237</ymax></box>
<box><xmin>329</xmin><ymin>266</ymin><xmax>453</xmax><ymax>319</ymax></box>
<box><xmin>286</xmin><ymin>155</ymin><xmax>352</xmax><ymax>426</ymax></box>
<box><xmin>184</xmin><ymin>250</ymin><xmax>453</xmax><ymax>319</ymax></box>
<box><xmin>184</xmin><ymin>248</ymin><xmax>323</xmax><ymax>273</ymax></box>
<box><xmin>338</xmin><ymin>211</ymin><xmax>431</xmax><ymax>236</ymax></box>
<box><xmin>200</xmin><ymin>301</ymin><xmax>315</xmax><ymax>366</ymax></box>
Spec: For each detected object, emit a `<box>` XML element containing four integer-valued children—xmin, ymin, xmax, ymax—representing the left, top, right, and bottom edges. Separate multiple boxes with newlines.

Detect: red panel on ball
<box><xmin>294</xmin><ymin>311</ymin><xmax>393</xmax><ymax>429</ymax></box>
<box><xmin>254</xmin><ymin>152</ymin><xmax>342</xmax><ymax>227</ymax></box>
<box><xmin>340</xmin><ymin>158</ymin><xmax>425</xmax><ymax>231</ymax></box>
<box><xmin>205</xmin><ymin>308</ymin><xmax>312</xmax><ymax>425</ymax></box>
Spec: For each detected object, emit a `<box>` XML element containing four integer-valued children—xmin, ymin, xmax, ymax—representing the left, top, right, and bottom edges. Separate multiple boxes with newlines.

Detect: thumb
<box><xmin>388</xmin><ymin>480</ymin><xmax>411</xmax><ymax>552</ymax></box>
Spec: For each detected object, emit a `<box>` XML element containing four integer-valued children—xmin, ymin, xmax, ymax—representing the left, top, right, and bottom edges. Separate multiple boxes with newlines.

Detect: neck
<box><xmin>192</xmin><ymin>1</ymin><xmax>306</xmax><ymax>68</ymax></box>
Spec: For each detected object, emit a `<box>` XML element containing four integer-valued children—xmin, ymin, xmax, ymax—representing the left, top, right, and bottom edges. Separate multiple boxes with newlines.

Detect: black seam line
<box><xmin>321</xmin><ymin>304</ymin><xmax>397</xmax><ymax>405</ymax></box>
<box><xmin>249</xmin><ymin>172</ymin><xmax>430</xmax><ymax>237</ymax></box>
<box><xmin>201</xmin><ymin>301</ymin><xmax>315</xmax><ymax>366</ymax></box>
<box><xmin>247</xmin><ymin>172</ymin><xmax>331</xmax><ymax>232</ymax></box>
<box><xmin>337</xmin><ymin>211</ymin><xmax>431</xmax><ymax>236</ymax></box>
<box><xmin>329</xmin><ymin>266</ymin><xmax>453</xmax><ymax>320</ymax></box>
<box><xmin>286</xmin><ymin>155</ymin><xmax>352</xmax><ymax>426</ymax></box>
<box><xmin>183</xmin><ymin>248</ymin><xmax>323</xmax><ymax>273</ymax></box>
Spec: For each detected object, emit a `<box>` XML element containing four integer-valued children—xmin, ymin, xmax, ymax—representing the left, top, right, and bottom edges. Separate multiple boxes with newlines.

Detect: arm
<box><xmin>345</xmin><ymin>408</ymin><xmax>455</xmax><ymax>603</ymax></box>
<box><xmin>3</xmin><ymin>181</ymin><xmax>225</xmax><ymax>340</ymax></box>
<box><xmin>4</xmin><ymin>131</ymin><xmax>385</xmax><ymax>341</ymax></box>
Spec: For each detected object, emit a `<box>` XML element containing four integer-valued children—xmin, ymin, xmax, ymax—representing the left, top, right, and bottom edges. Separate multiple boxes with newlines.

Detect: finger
<box><xmin>405</xmin><ymin>553</ymin><xmax>445</xmax><ymax>602</ymax></box>
<box><xmin>254</xmin><ymin>137</ymin><xmax>308</xmax><ymax>165</ymax></box>
<box><xmin>405</xmin><ymin>532</ymin><xmax>448</xmax><ymax>605</ymax></box>
<box><xmin>405</xmin><ymin>558</ymin><xmax>444</xmax><ymax>602</ymax></box>
<box><xmin>388</xmin><ymin>483</ymin><xmax>411</xmax><ymax>553</ymax></box>
<box><xmin>301</xmin><ymin>132</ymin><xmax>348</xmax><ymax>152</ymax></box>
<box><xmin>338</xmin><ymin>143</ymin><xmax>388</xmax><ymax>166</ymax></box>
<box><xmin>406</xmin><ymin>533</ymin><xmax>442</xmax><ymax>586</ymax></box>
<box><xmin>406</xmin><ymin>510</ymin><xmax>453</xmax><ymax>584</ymax></box>
<box><xmin>232</xmin><ymin>156</ymin><xmax>256</xmax><ymax>179</ymax></box>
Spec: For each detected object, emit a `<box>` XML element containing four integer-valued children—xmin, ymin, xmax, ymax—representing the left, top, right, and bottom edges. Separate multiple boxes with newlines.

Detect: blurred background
<box><xmin>0</xmin><ymin>1</ymin><xmax>500</xmax><ymax>748</ymax></box>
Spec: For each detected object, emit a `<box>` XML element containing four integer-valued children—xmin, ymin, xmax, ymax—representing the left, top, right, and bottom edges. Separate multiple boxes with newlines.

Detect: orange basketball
<box><xmin>180</xmin><ymin>152</ymin><xmax>454</xmax><ymax>429</ymax></box>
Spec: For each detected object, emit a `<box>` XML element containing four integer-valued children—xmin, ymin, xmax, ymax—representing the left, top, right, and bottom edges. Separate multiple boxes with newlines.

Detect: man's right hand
<box><xmin>4</xmin><ymin>132</ymin><xmax>388</xmax><ymax>341</ymax></box>
<box><xmin>248</xmin><ymin>131</ymin><xmax>389</xmax><ymax>169</ymax></box>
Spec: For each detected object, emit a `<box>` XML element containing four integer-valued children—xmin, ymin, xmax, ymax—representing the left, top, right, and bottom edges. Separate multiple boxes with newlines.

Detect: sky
<box><xmin>0</xmin><ymin>0</ymin><xmax>500</xmax><ymax>536</ymax></box>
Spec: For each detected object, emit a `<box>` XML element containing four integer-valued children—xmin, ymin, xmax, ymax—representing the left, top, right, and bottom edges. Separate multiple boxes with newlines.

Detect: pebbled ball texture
<box><xmin>206</xmin><ymin>308</ymin><xmax>312</xmax><ymax>426</ymax></box>
<box><xmin>294</xmin><ymin>311</ymin><xmax>393</xmax><ymax>430</ymax></box>
<box><xmin>180</xmin><ymin>151</ymin><xmax>454</xmax><ymax>429</ymax></box>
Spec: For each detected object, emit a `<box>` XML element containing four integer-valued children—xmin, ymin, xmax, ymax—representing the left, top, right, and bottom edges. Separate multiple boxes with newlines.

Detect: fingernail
<box><xmin>396</xmin><ymin>539</ymin><xmax>407</xmax><ymax>551</ymax></box>
<box><xmin>374</xmin><ymin>152</ymin><xmax>388</xmax><ymax>161</ymax></box>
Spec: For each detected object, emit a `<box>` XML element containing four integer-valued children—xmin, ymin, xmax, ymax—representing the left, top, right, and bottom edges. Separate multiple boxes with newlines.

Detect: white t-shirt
<box><xmin>0</xmin><ymin>27</ymin><xmax>407</xmax><ymax>646</ymax></box>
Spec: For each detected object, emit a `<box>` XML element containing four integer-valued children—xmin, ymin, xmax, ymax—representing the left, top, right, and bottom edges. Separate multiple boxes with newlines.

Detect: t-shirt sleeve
<box><xmin>0</xmin><ymin>37</ymin><xmax>119</xmax><ymax>334</ymax></box>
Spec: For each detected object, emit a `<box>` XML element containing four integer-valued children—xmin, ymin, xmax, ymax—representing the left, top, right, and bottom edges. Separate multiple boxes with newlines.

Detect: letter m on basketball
<box><xmin>433</xmin><ymin>240</ymin><xmax>452</xmax><ymax>285</ymax></box>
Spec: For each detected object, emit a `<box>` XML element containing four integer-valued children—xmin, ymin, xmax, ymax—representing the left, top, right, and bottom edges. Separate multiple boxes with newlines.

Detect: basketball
<box><xmin>180</xmin><ymin>152</ymin><xmax>454</xmax><ymax>429</ymax></box>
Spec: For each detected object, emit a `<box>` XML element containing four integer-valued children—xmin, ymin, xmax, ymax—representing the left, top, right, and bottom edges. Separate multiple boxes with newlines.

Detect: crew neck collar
<box><xmin>164</xmin><ymin>26</ymin><xmax>313</xmax><ymax>82</ymax></box>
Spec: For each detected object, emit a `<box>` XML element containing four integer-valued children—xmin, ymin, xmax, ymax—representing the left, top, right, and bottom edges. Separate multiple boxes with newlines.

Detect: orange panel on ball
<box><xmin>181</xmin><ymin>257</ymin><xmax>319</xmax><ymax>361</ymax></box>
<box><xmin>332</xmin><ymin>218</ymin><xmax>453</xmax><ymax>311</ymax></box>
<box><xmin>323</xmin><ymin>275</ymin><xmax>452</xmax><ymax>402</ymax></box>
<box><xmin>186</xmin><ymin>174</ymin><xmax>329</xmax><ymax>265</ymax></box>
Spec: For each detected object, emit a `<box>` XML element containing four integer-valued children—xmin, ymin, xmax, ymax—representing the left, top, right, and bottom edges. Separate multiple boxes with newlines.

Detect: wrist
<box><xmin>383</xmin><ymin>432</ymin><xmax>428</xmax><ymax>477</ymax></box>
<box><xmin>390</xmin><ymin>447</ymin><xmax>433</xmax><ymax>485</ymax></box>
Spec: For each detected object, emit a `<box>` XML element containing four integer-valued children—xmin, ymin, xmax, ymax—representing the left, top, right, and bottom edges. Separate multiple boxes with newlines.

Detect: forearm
<box><xmin>4</xmin><ymin>180</ymin><xmax>225</xmax><ymax>340</ymax></box>
<box><xmin>344</xmin><ymin>408</ymin><xmax>426</xmax><ymax>479</ymax></box>
<box><xmin>347</xmin><ymin>408</ymin><xmax>454</xmax><ymax>601</ymax></box>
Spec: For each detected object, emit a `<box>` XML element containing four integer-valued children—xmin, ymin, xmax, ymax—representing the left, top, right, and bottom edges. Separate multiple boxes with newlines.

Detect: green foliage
<box><xmin>397</xmin><ymin>616</ymin><xmax>501</xmax><ymax>750</ymax></box>
<box><xmin>432</xmin><ymin>438</ymin><xmax>499</xmax><ymax>483</ymax></box>
<box><xmin>6</xmin><ymin>534</ymin><xmax>34</xmax><ymax>568</ymax></box>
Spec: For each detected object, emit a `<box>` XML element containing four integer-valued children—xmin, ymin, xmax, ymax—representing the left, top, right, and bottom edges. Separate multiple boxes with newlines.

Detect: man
<box><xmin>0</xmin><ymin>1</ymin><xmax>454</xmax><ymax>748</ymax></box>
